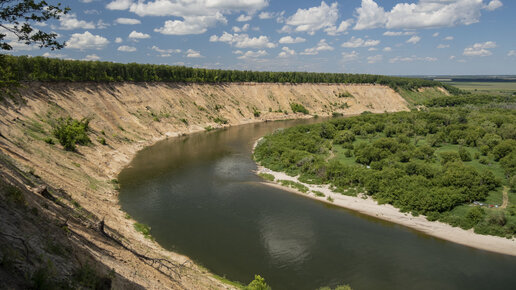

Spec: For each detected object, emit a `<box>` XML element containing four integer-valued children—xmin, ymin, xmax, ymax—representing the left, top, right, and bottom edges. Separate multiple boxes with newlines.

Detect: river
<box><xmin>119</xmin><ymin>118</ymin><xmax>516</xmax><ymax>290</ymax></box>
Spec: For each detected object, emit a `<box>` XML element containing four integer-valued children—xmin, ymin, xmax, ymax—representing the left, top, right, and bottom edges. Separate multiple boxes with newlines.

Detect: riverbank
<box><xmin>0</xmin><ymin>82</ymin><xmax>411</xmax><ymax>288</ymax></box>
<box><xmin>254</xmin><ymin>162</ymin><xmax>516</xmax><ymax>257</ymax></box>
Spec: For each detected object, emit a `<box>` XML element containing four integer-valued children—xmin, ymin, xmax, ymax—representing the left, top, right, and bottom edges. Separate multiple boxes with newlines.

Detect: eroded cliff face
<box><xmin>0</xmin><ymin>82</ymin><xmax>408</xmax><ymax>289</ymax></box>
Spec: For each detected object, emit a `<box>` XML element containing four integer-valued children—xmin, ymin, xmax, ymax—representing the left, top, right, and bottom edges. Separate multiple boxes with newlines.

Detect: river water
<box><xmin>119</xmin><ymin>119</ymin><xmax>516</xmax><ymax>290</ymax></box>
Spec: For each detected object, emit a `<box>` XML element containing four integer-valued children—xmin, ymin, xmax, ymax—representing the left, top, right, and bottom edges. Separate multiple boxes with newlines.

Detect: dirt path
<box><xmin>501</xmin><ymin>186</ymin><xmax>509</xmax><ymax>209</ymax></box>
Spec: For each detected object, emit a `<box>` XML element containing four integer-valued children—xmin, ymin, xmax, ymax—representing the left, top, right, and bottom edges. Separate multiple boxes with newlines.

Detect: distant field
<box><xmin>446</xmin><ymin>81</ymin><xmax>516</xmax><ymax>95</ymax></box>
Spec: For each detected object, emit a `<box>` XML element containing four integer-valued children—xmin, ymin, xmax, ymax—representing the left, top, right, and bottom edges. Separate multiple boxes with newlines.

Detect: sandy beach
<box><xmin>253</xmin><ymin>142</ymin><xmax>516</xmax><ymax>257</ymax></box>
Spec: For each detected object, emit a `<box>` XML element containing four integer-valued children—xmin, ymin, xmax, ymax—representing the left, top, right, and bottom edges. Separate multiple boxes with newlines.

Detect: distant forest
<box><xmin>0</xmin><ymin>54</ymin><xmax>447</xmax><ymax>91</ymax></box>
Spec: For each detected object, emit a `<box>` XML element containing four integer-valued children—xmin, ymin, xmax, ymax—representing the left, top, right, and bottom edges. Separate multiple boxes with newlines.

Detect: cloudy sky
<box><xmin>5</xmin><ymin>0</ymin><xmax>516</xmax><ymax>75</ymax></box>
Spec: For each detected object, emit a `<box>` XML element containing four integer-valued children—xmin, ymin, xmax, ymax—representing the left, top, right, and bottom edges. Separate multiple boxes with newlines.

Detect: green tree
<box><xmin>0</xmin><ymin>0</ymin><xmax>69</xmax><ymax>51</ymax></box>
<box><xmin>246</xmin><ymin>275</ymin><xmax>271</xmax><ymax>290</ymax></box>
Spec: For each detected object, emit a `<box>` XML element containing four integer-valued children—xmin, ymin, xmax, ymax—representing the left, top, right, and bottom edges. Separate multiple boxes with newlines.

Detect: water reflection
<box><xmin>260</xmin><ymin>213</ymin><xmax>315</xmax><ymax>267</ymax></box>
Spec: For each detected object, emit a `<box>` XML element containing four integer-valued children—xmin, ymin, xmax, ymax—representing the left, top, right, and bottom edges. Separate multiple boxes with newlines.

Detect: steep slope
<box><xmin>0</xmin><ymin>82</ymin><xmax>409</xmax><ymax>288</ymax></box>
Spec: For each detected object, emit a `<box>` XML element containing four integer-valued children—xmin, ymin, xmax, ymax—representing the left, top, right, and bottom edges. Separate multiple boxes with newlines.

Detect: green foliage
<box><xmin>214</xmin><ymin>117</ymin><xmax>229</xmax><ymax>125</ymax></box>
<box><xmin>43</xmin><ymin>137</ymin><xmax>54</xmax><ymax>145</ymax></box>
<box><xmin>1</xmin><ymin>54</ymin><xmax>444</xmax><ymax>89</ymax></box>
<box><xmin>246</xmin><ymin>275</ymin><xmax>271</xmax><ymax>290</ymax></box>
<box><xmin>253</xmin><ymin>107</ymin><xmax>261</xmax><ymax>117</ymax></box>
<box><xmin>290</xmin><ymin>103</ymin><xmax>309</xmax><ymax>114</ymax></box>
<box><xmin>313</xmin><ymin>190</ymin><xmax>325</xmax><ymax>197</ymax></box>
<box><xmin>97</xmin><ymin>137</ymin><xmax>107</xmax><ymax>145</ymax></box>
<box><xmin>205</xmin><ymin>125</ymin><xmax>214</xmax><ymax>131</ymax></box>
<box><xmin>52</xmin><ymin>117</ymin><xmax>91</xmax><ymax>151</ymax></box>
<box><xmin>254</xmin><ymin>106</ymin><xmax>516</xmax><ymax>237</ymax></box>
<box><xmin>0</xmin><ymin>1</ymin><xmax>69</xmax><ymax>51</ymax></box>
<box><xmin>180</xmin><ymin>118</ymin><xmax>188</xmax><ymax>125</ymax></box>
<box><xmin>318</xmin><ymin>284</ymin><xmax>353</xmax><ymax>290</ymax></box>
<box><xmin>134</xmin><ymin>222</ymin><xmax>153</xmax><ymax>240</ymax></box>
<box><xmin>279</xmin><ymin>180</ymin><xmax>309</xmax><ymax>193</ymax></box>
<box><xmin>258</xmin><ymin>173</ymin><xmax>275</xmax><ymax>182</ymax></box>
<box><xmin>458</xmin><ymin>147</ymin><xmax>472</xmax><ymax>161</ymax></box>
<box><xmin>337</xmin><ymin>91</ymin><xmax>354</xmax><ymax>98</ymax></box>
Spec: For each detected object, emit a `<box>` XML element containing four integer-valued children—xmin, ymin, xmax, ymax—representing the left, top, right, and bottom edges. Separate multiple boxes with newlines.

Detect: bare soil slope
<box><xmin>0</xmin><ymin>82</ymin><xmax>408</xmax><ymax>289</ymax></box>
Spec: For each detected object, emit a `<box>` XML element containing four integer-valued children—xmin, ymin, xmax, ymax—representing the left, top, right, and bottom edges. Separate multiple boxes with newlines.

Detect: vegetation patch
<box><xmin>52</xmin><ymin>117</ymin><xmax>91</xmax><ymax>151</ymax></box>
<box><xmin>254</xmin><ymin>98</ymin><xmax>516</xmax><ymax>238</ymax></box>
<box><xmin>134</xmin><ymin>222</ymin><xmax>153</xmax><ymax>240</ymax></box>
<box><xmin>258</xmin><ymin>173</ymin><xmax>275</xmax><ymax>182</ymax></box>
<box><xmin>278</xmin><ymin>180</ymin><xmax>309</xmax><ymax>193</ymax></box>
<box><xmin>290</xmin><ymin>103</ymin><xmax>309</xmax><ymax>114</ymax></box>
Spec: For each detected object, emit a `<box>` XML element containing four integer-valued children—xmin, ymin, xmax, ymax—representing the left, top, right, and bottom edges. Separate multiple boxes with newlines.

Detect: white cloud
<box><xmin>383</xmin><ymin>47</ymin><xmax>392</xmax><ymax>52</ymax></box>
<box><xmin>210</xmin><ymin>32</ymin><xmax>276</xmax><ymax>48</ymax></box>
<box><xmin>232</xmin><ymin>23</ymin><xmax>249</xmax><ymax>33</ymax></box>
<box><xmin>367</xmin><ymin>54</ymin><xmax>383</xmax><ymax>64</ymax></box>
<box><xmin>437</xmin><ymin>44</ymin><xmax>450</xmax><ymax>49</ymax></box>
<box><xmin>115</xmin><ymin>37</ymin><xmax>123</xmax><ymax>43</ymax></box>
<box><xmin>432</xmin><ymin>32</ymin><xmax>439</xmax><ymax>37</ymax></box>
<box><xmin>278</xmin><ymin>47</ymin><xmax>296</xmax><ymax>58</ymax></box>
<box><xmin>151</xmin><ymin>45</ymin><xmax>181</xmax><ymax>57</ymax></box>
<box><xmin>66</xmin><ymin>31</ymin><xmax>109</xmax><ymax>50</ymax></box>
<box><xmin>278</xmin><ymin>36</ymin><xmax>306</xmax><ymax>44</ymax></box>
<box><xmin>237</xmin><ymin>14</ymin><xmax>252</xmax><ymax>22</ymax></box>
<box><xmin>341</xmin><ymin>36</ymin><xmax>380</xmax><ymax>48</ymax></box>
<box><xmin>106</xmin><ymin>0</ymin><xmax>133</xmax><ymax>10</ymax></box>
<box><xmin>115</xmin><ymin>18</ymin><xmax>141</xmax><ymax>25</ymax></box>
<box><xmin>283</xmin><ymin>1</ymin><xmax>339</xmax><ymax>35</ymax></box>
<box><xmin>84</xmin><ymin>9</ymin><xmax>100</xmax><ymax>15</ymax></box>
<box><xmin>127</xmin><ymin>0</ymin><xmax>267</xmax><ymax>16</ymax></box>
<box><xmin>155</xmin><ymin>13</ymin><xmax>226</xmax><ymax>35</ymax></box>
<box><xmin>463</xmin><ymin>41</ymin><xmax>496</xmax><ymax>56</ymax></box>
<box><xmin>84</xmin><ymin>54</ymin><xmax>101</xmax><ymax>61</ymax></box>
<box><xmin>383</xmin><ymin>31</ymin><xmax>415</xmax><ymax>36</ymax></box>
<box><xmin>118</xmin><ymin>45</ymin><xmax>137</xmax><ymax>52</ymax></box>
<box><xmin>389</xmin><ymin>56</ymin><xmax>437</xmax><ymax>63</ymax></box>
<box><xmin>258</xmin><ymin>11</ymin><xmax>273</xmax><ymax>19</ymax></box>
<box><xmin>57</xmin><ymin>13</ymin><xmax>95</xmax><ymax>30</ymax></box>
<box><xmin>108</xmin><ymin>0</ymin><xmax>268</xmax><ymax>35</ymax></box>
<box><xmin>354</xmin><ymin>0</ymin><xmax>499</xmax><ymax>30</ymax></box>
<box><xmin>42</xmin><ymin>52</ymin><xmax>67</xmax><ymax>59</ymax></box>
<box><xmin>444</xmin><ymin>36</ymin><xmax>454</xmax><ymax>41</ymax></box>
<box><xmin>406</xmin><ymin>35</ymin><xmax>421</xmax><ymax>44</ymax></box>
<box><xmin>325</xmin><ymin>19</ymin><xmax>354</xmax><ymax>36</ymax></box>
<box><xmin>300</xmin><ymin>39</ymin><xmax>333</xmax><ymax>55</ymax></box>
<box><xmin>485</xmin><ymin>0</ymin><xmax>503</xmax><ymax>11</ymax></box>
<box><xmin>186</xmin><ymin>49</ymin><xmax>203</xmax><ymax>58</ymax></box>
<box><xmin>341</xmin><ymin>51</ymin><xmax>359</xmax><ymax>62</ymax></box>
<box><xmin>237</xmin><ymin>50</ymin><xmax>267</xmax><ymax>59</ymax></box>
<box><xmin>508</xmin><ymin>50</ymin><xmax>516</xmax><ymax>57</ymax></box>
<box><xmin>128</xmin><ymin>30</ymin><xmax>150</xmax><ymax>39</ymax></box>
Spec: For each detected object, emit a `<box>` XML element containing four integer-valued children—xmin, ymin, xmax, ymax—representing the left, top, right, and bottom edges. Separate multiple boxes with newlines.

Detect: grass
<box><xmin>398</xmin><ymin>87</ymin><xmax>448</xmax><ymax>106</ymax></box>
<box><xmin>134</xmin><ymin>222</ymin><xmax>154</xmax><ymax>240</ymax></box>
<box><xmin>445</xmin><ymin>81</ymin><xmax>516</xmax><ymax>96</ymax></box>
<box><xmin>313</xmin><ymin>190</ymin><xmax>325</xmax><ymax>197</ymax></box>
<box><xmin>258</xmin><ymin>173</ymin><xmax>275</xmax><ymax>182</ymax></box>
<box><xmin>278</xmin><ymin>180</ymin><xmax>309</xmax><ymax>193</ymax></box>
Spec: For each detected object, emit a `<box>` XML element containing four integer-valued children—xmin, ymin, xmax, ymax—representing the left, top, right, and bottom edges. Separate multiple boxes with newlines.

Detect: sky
<box><xmin>3</xmin><ymin>0</ymin><xmax>516</xmax><ymax>75</ymax></box>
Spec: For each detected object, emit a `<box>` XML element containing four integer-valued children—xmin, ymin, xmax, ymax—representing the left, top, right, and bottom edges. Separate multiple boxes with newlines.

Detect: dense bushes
<box><xmin>52</xmin><ymin>117</ymin><xmax>91</xmax><ymax>151</ymax></box>
<box><xmin>254</xmin><ymin>106</ymin><xmax>516</xmax><ymax>237</ymax></box>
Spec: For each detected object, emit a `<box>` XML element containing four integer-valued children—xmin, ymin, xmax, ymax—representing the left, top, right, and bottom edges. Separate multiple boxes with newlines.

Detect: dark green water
<box><xmin>119</xmin><ymin>119</ymin><xmax>516</xmax><ymax>290</ymax></box>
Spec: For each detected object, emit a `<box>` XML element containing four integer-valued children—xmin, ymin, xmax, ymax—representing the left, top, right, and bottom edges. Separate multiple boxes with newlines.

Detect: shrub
<box><xmin>52</xmin><ymin>117</ymin><xmax>91</xmax><ymax>151</ymax></box>
<box><xmin>290</xmin><ymin>103</ymin><xmax>309</xmax><ymax>114</ymax></box>
<box><xmin>253</xmin><ymin>107</ymin><xmax>261</xmax><ymax>117</ymax></box>
<box><xmin>246</xmin><ymin>275</ymin><xmax>271</xmax><ymax>290</ymax></box>
<box><xmin>97</xmin><ymin>137</ymin><xmax>107</xmax><ymax>145</ymax></box>
<box><xmin>458</xmin><ymin>147</ymin><xmax>472</xmax><ymax>162</ymax></box>
<box><xmin>44</xmin><ymin>137</ymin><xmax>54</xmax><ymax>145</ymax></box>
<box><xmin>214</xmin><ymin>117</ymin><xmax>228</xmax><ymax>124</ymax></box>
